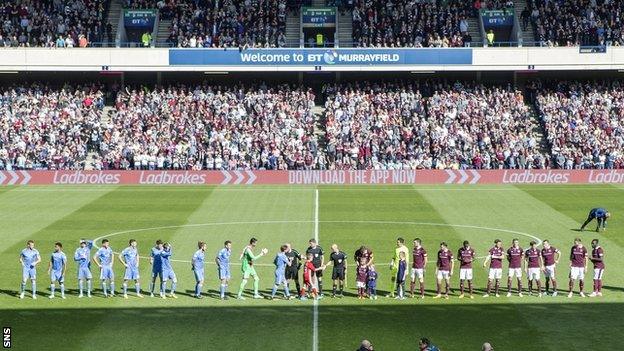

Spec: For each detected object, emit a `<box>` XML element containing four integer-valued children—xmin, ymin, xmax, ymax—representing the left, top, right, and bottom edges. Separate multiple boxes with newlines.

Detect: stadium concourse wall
<box><xmin>1</xmin><ymin>47</ymin><xmax>624</xmax><ymax>72</ymax></box>
<box><xmin>1</xmin><ymin>170</ymin><xmax>624</xmax><ymax>186</ymax></box>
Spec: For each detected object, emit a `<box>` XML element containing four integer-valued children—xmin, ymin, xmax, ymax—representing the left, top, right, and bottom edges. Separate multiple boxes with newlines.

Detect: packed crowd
<box><xmin>427</xmin><ymin>82</ymin><xmax>545</xmax><ymax>170</ymax></box>
<box><xmin>535</xmin><ymin>81</ymin><xmax>624</xmax><ymax>169</ymax></box>
<box><xmin>324</xmin><ymin>81</ymin><xmax>546</xmax><ymax>170</ymax></box>
<box><xmin>3</xmin><ymin>80</ymin><xmax>623</xmax><ymax>171</ymax></box>
<box><xmin>153</xmin><ymin>0</ymin><xmax>288</xmax><ymax>48</ymax></box>
<box><xmin>0</xmin><ymin>83</ymin><xmax>105</xmax><ymax>170</ymax></box>
<box><xmin>351</xmin><ymin>0</ymin><xmax>474</xmax><ymax>48</ymax></box>
<box><xmin>98</xmin><ymin>84</ymin><xmax>317</xmax><ymax>170</ymax></box>
<box><xmin>0</xmin><ymin>0</ymin><xmax>111</xmax><ymax>48</ymax></box>
<box><xmin>526</xmin><ymin>0</ymin><xmax>624</xmax><ymax>46</ymax></box>
<box><xmin>323</xmin><ymin>82</ymin><xmax>431</xmax><ymax>170</ymax></box>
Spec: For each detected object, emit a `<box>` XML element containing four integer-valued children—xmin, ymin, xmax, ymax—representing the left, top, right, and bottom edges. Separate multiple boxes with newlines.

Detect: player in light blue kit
<box><xmin>19</xmin><ymin>240</ymin><xmax>41</xmax><ymax>299</ymax></box>
<box><xmin>161</xmin><ymin>242</ymin><xmax>177</xmax><ymax>298</ymax></box>
<box><xmin>93</xmin><ymin>239</ymin><xmax>115</xmax><ymax>297</ymax></box>
<box><xmin>215</xmin><ymin>240</ymin><xmax>232</xmax><ymax>300</ymax></box>
<box><xmin>74</xmin><ymin>239</ymin><xmax>94</xmax><ymax>298</ymax></box>
<box><xmin>192</xmin><ymin>241</ymin><xmax>206</xmax><ymax>299</ymax></box>
<box><xmin>149</xmin><ymin>240</ymin><xmax>165</xmax><ymax>298</ymax></box>
<box><xmin>270</xmin><ymin>244</ymin><xmax>292</xmax><ymax>300</ymax></box>
<box><xmin>48</xmin><ymin>242</ymin><xmax>67</xmax><ymax>299</ymax></box>
<box><xmin>119</xmin><ymin>239</ymin><xmax>143</xmax><ymax>299</ymax></box>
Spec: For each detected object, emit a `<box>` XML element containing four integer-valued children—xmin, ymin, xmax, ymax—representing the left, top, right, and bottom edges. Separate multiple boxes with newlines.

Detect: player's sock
<box><xmin>598</xmin><ymin>280</ymin><xmax>603</xmax><ymax>293</ymax></box>
<box><xmin>20</xmin><ymin>281</ymin><xmax>26</xmax><ymax>294</ymax></box>
<box><xmin>507</xmin><ymin>277</ymin><xmax>512</xmax><ymax>293</ymax></box>
<box><xmin>528</xmin><ymin>280</ymin><xmax>532</xmax><ymax>294</ymax></box>
<box><xmin>102</xmin><ymin>281</ymin><xmax>107</xmax><ymax>296</ymax></box>
<box><xmin>195</xmin><ymin>282</ymin><xmax>200</xmax><ymax>296</ymax></box>
<box><xmin>160</xmin><ymin>281</ymin><xmax>165</xmax><ymax>295</ymax></box>
<box><xmin>419</xmin><ymin>282</ymin><xmax>424</xmax><ymax>296</ymax></box>
<box><xmin>339</xmin><ymin>283</ymin><xmax>344</xmax><ymax>295</ymax></box>
<box><xmin>87</xmin><ymin>280</ymin><xmax>92</xmax><ymax>294</ymax></box>
<box><xmin>123</xmin><ymin>282</ymin><xmax>128</xmax><ymax>295</ymax></box>
<box><xmin>568</xmin><ymin>279</ymin><xmax>573</xmax><ymax>292</ymax></box>
<box><xmin>110</xmin><ymin>282</ymin><xmax>115</xmax><ymax>295</ymax></box>
<box><xmin>318</xmin><ymin>280</ymin><xmax>323</xmax><ymax>295</ymax></box>
<box><xmin>545</xmin><ymin>278</ymin><xmax>550</xmax><ymax>293</ymax></box>
<box><xmin>220</xmin><ymin>284</ymin><xmax>225</xmax><ymax>298</ymax></box>
<box><xmin>486</xmin><ymin>280</ymin><xmax>491</xmax><ymax>294</ymax></box>
<box><xmin>593</xmin><ymin>279</ymin><xmax>597</xmax><ymax>292</ymax></box>
<box><xmin>579</xmin><ymin>280</ymin><xmax>584</xmax><ymax>293</ymax></box>
<box><xmin>284</xmin><ymin>284</ymin><xmax>290</xmax><ymax>297</ymax></box>
<box><xmin>552</xmin><ymin>279</ymin><xmax>557</xmax><ymax>292</ymax></box>
<box><xmin>238</xmin><ymin>279</ymin><xmax>248</xmax><ymax>296</ymax></box>
<box><xmin>494</xmin><ymin>280</ymin><xmax>500</xmax><ymax>294</ymax></box>
<box><xmin>295</xmin><ymin>280</ymin><xmax>301</xmax><ymax>295</ymax></box>
<box><xmin>171</xmin><ymin>281</ymin><xmax>176</xmax><ymax>294</ymax></box>
<box><xmin>468</xmin><ymin>280</ymin><xmax>473</xmax><ymax>295</ymax></box>
<box><xmin>372</xmin><ymin>287</ymin><xmax>376</xmax><ymax>296</ymax></box>
<box><xmin>410</xmin><ymin>281</ymin><xmax>415</xmax><ymax>295</ymax></box>
<box><xmin>436</xmin><ymin>281</ymin><xmax>440</xmax><ymax>294</ymax></box>
<box><xmin>79</xmin><ymin>280</ymin><xmax>84</xmax><ymax>295</ymax></box>
<box><xmin>459</xmin><ymin>280</ymin><xmax>464</xmax><ymax>294</ymax></box>
<box><xmin>517</xmin><ymin>279</ymin><xmax>522</xmax><ymax>294</ymax></box>
<box><xmin>253</xmin><ymin>278</ymin><xmax>259</xmax><ymax>295</ymax></box>
<box><xmin>445</xmin><ymin>281</ymin><xmax>449</xmax><ymax>295</ymax></box>
<box><xmin>332</xmin><ymin>284</ymin><xmax>337</xmax><ymax>295</ymax></box>
<box><xmin>32</xmin><ymin>281</ymin><xmax>36</xmax><ymax>296</ymax></box>
<box><xmin>536</xmin><ymin>280</ymin><xmax>541</xmax><ymax>294</ymax></box>
<box><xmin>60</xmin><ymin>283</ymin><xmax>65</xmax><ymax>296</ymax></box>
<box><xmin>135</xmin><ymin>283</ymin><xmax>141</xmax><ymax>294</ymax></box>
<box><xmin>271</xmin><ymin>285</ymin><xmax>277</xmax><ymax>298</ymax></box>
<box><xmin>50</xmin><ymin>283</ymin><xmax>55</xmax><ymax>295</ymax></box>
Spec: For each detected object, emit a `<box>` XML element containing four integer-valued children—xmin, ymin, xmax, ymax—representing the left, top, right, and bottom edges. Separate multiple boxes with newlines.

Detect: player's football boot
<box><xmin>506</xmin><ymin>292</ymin><xmax>512</xmax><ymax>297</ymax></box>
<box><xmin>458</xmin><ymin>293</ymin><xmax>464</xmax><ymax>299</ymax></box>
<box><xmin>49</xmin><ymin>294</ymin><xmax>55</xmax><ymax>299</ymax></box>
<box><xmin>589</xmin><ymin>292</ymin><xmax>597</xmax><ymax>297</ymax></box>
<box><xmin>567</xmin><ymin>292</ymin><xmax>573</xmax><ymax>298</ymax></box>
<box><xmin>19</xmin><ymin>292</ymin><xmax>25</xmax><ymax>299</ymax></box>
<box><xmin>580</xmin><ymin>292</ymin><xmax>586</xmax><ymax>298</ymax></box>
<box><xmin>551</xmin><ymin>291</ymin><xmax>557</xmax><ymax>297</ymax></box>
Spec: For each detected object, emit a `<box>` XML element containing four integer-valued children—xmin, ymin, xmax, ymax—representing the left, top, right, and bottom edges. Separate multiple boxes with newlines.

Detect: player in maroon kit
<box><xmin>589</xmin><ymin>239</ymin><xmax>605</xmax><ymax>297</ymax></box>
<box><xmin>410</xmin><ymin>238</ymin><xmax>428</xmax><ymax>299</ymax></box>
<box><xmin>524</xmin><ymin>241</ymin><xmax>543</xmax><ymax>297</ymax></box>
<box><xmin>540</xmin><ymin>240</ymin><xmax>560</xmax><ymax>297</ymax></box>
<box><xmin>457</xmin><ymin>240</ymin><xmax>475</xmax><ymax>299</ymax></box>
<box><xmin>433</xmin><ymin>242</ymin><xmax>454</xmax><ymax>299</ymax></box>
<box><xmin>483</xmin><ymin>239</ymin><xmax>504</xmax><ymax>298</ymax></box>
<box><xmin>568</xmin><ymin>237</ymin><xmax>588</xmax><ymax>298</ymax></box>
<box><xmin>506</xmin><ymin>239</ymin><xmax>524</xmax><ymax>297</ymax></box>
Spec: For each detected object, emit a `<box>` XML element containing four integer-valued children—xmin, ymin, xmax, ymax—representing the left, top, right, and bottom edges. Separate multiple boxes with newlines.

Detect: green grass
<box><xmin>1</xmin><ymin>185</ymin><xmax>623</xmax><ymax>350</ymax></box>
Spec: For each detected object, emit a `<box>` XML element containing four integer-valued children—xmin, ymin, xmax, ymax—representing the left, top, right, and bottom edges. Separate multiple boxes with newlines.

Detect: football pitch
<box><xmin>1</xmin><ymin>184</ymin><xmax>623</xmax><ymax>350</ymax></box>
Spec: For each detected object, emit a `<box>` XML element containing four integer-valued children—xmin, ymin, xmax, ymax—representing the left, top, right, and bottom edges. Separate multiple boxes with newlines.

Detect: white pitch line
<box><xmin>312</xmin><ymin>188</ymin><xmax>319</xmax><ymax>351</ymax></box>
<box><xmin>91</xmin><ymin>220</ymin><xmax>544</xmax><ymax>266</ymax></box>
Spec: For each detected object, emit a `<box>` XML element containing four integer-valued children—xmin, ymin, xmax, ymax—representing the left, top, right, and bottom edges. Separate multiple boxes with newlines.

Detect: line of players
<box><xmin>18</xmin><ymin>236</ymin><xmax>605</xmax><ymax>300</ymax></box>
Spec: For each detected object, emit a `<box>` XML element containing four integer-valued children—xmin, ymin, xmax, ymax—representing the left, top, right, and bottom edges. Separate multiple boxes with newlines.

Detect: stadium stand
<box><xmin>323</xmin><ymin>81</ymin><xmax>430</xmax><ymax>170</ymax></box>
<box><xmin>147</xmin><ymin>0</ymin><xmax>288</xmax><ymax>48</ymax></box>
<box><xmin>535</xmin><ymin>80</ymin><xmax>624</xmax><ymax>169</ymax></box>
<box><xmin>527</xmin><ymin>0</ymin><xmax>624</xmax><ymax>46</ymax></box>
<box><xmin>2</xmin><ymin>80</ymin><xmax>623</xmax><ymax>171</ymax></box>
<box><xmin>350</xmin><ymin>0</ymin><xmax>474</xmax><ymax>48</ymax></box>
<box><xmin>427</xmin><ymin>82</ymin><xmax>545</xmax><ymax>170</ymax></box>
<box><xmin>98</xmin><ymin>84</ymin><xmax>317</xmax><ymax>170</ymax></box>
<box><xmin>0</xmin><ymin>83</ymin><xmax>105</xmax><ymax>170</ymax></box>
<box><xmin>0</xmin><ymin>0</ymin><xmax>110</xmax><ymax>47</ymax></box>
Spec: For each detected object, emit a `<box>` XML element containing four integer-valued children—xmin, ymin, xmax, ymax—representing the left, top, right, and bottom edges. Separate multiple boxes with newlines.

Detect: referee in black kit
<box><xmin>306</xmin><ymin>239</ymin><xmax>325</xmax><ymax>297</ymax></box>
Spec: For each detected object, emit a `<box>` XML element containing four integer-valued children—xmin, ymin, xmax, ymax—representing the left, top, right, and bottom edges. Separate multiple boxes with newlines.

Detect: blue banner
<box><xmin>169</xmin><ymin>48</ymin><xmax>473</xmax><ymax>66</ymax></box>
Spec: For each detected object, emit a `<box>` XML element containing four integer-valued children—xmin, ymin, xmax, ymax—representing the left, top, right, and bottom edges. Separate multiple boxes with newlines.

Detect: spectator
<box><xmin>418</xmin><ymin>337</ymin><xmax>440</xmax><ymax>351</ymax></box>
<box><xmin>141</xmin><ymin>31</ymin><xmax>152</xmax><ymax>47</ymax></box>
<box><xmin>356</xmin><ymin>339</ymin><xmax>374</xmax><ymax>351</ymax></box>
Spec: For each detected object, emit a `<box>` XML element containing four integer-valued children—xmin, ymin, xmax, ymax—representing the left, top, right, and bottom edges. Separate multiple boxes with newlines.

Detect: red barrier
<box><xmin>1</xmin><ymin>169</ymin><xmax>624</xmax><ymax>185</ymax></box>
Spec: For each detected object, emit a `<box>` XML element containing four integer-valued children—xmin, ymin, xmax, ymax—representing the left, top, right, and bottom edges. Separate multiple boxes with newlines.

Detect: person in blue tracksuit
<box><xmin>580</xmin><ymin>208</ymin><xmax>610</xmax><ymax>232</ymax></box>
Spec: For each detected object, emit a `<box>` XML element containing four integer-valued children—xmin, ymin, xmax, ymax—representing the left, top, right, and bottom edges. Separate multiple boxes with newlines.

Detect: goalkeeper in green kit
<box><xmin>237</xmin><ymin>237</ymin><xmax>268</xmax><ymax>299</ymax></box>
